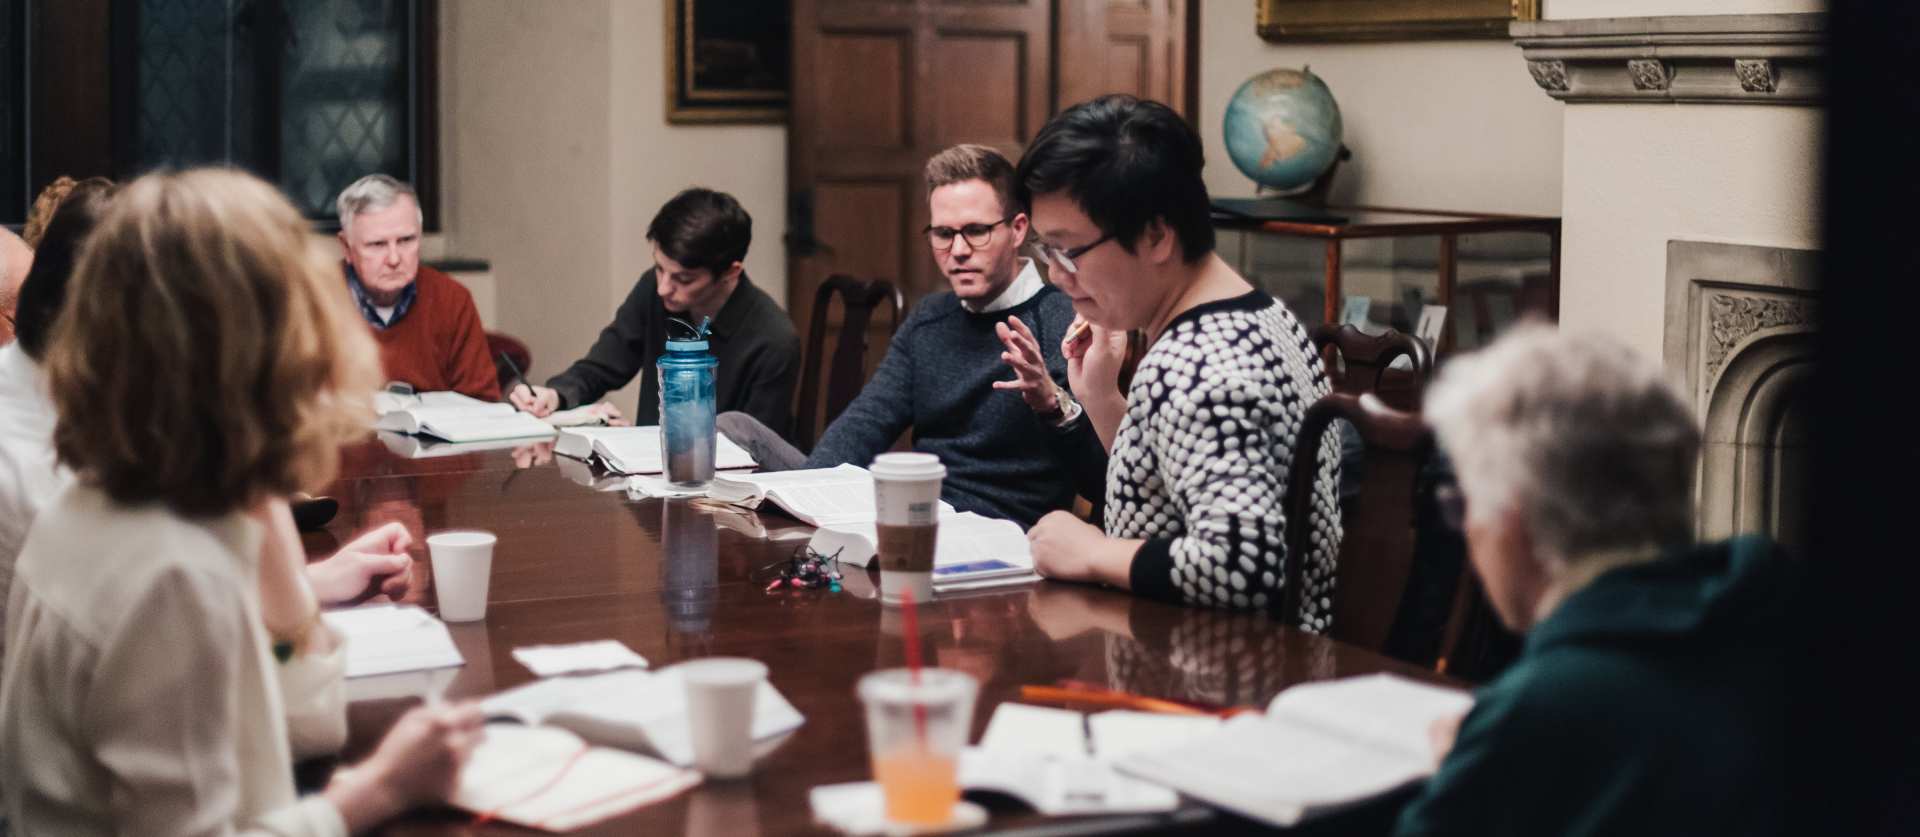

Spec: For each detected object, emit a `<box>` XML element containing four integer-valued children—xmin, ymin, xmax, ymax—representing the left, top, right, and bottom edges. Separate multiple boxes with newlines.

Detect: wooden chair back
<box><xmin>1311</xmin><ymin>323</ymin><xmax>1433</xmax><ymax>412</ymax></box>
<box><xmin>1282</xmin><ymin>392</ymin><xmax>1429</xmax><ymax>653</ymax></box>
<box><xmin>794</xmin><ymin>275</ymin><xmax>905</xmax><ymax>445</ymax></box>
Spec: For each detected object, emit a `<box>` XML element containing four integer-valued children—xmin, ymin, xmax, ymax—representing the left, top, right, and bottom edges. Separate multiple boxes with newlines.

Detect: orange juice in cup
<box><xmin>873</xmin><ymin>744</ymin><xmax>961</xmax><ymax>824</ymax></box>
<box><xmin>857</xmin><ymin>668</ymin><xmax>978</xmax><ymax>827</ymax></box>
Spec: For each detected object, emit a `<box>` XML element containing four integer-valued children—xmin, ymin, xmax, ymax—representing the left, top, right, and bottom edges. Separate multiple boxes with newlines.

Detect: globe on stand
<box><xmin>1222</xmin><ymin>67</ymin><xmax>1349</xmax><ymax>203</ymax></box>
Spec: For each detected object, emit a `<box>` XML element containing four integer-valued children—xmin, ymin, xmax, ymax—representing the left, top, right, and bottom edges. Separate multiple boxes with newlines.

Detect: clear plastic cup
<box><xmin>856</xmin><ymin>668</ymin><xmax>977</xmax><ymax>827</ymax></box>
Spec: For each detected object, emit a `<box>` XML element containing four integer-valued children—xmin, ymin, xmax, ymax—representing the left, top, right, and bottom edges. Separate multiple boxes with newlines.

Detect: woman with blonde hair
<box><xmin>0</xmin><ymin>168</ymin><xmax>483</xmax><ymax>835</ymax></box>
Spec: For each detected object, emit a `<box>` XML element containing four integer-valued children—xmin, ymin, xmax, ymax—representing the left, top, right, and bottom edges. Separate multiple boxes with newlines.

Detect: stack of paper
<box><xmin>322</xmin><ymin>604</ymin><xmax>465</xmax><ymax>678</ymax></box>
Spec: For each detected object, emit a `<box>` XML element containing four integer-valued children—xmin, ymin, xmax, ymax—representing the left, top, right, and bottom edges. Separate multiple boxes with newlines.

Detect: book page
<box><xmin>1266</xmin><ymin>674</ymin><xmax>1472</xmax><ymax>762</ymax></box>
<box><xmin>1114</xmin><ymin>712</ymin><xmax>1427</xmax><ymax>828</ymax></box>
<box><xmin>811</xmin><ymin>511</ymin><xmax>1027</xmax><ymax>570</ymax></box>
<box><xmin>583</xmin><ymin>426</ymin><xmax>757</xmax><ymax>475</ymax></box>
<box><xmin>1088</xmin><ymin>710</ymin><xmax>1223</xmax><ymax>761</ymax></box>
<box><xmin>979</xmin><ymin>703</ymin><xmax>1087</xmax><ymax>757</ymax></box>
<box><xmin>416</xmin><ymin>411</ymin><xmax>557</xmax><ymax>443</ymax></box>
<box><xmin>454</xmin><ymin>724</ymin><xmax>700</xmax><ymax>831</ymax></box>
<box><xmin>485</xmin><ymin>668</ymin><xmax>806</xmax><ymax>766</ymax></box>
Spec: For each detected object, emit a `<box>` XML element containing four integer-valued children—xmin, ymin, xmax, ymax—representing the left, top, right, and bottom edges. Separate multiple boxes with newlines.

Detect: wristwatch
<box><xmin>1035</xmin><ymin>385</ymin><xmax>1084</xmax><ymax>429</ymax></box>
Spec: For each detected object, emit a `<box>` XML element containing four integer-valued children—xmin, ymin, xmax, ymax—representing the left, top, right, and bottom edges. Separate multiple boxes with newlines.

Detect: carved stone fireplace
<box><xmin>1513</xmin><ymin>12</ymin><xmax>1823</xmax><ymax>553</ymax></box>
<box><xmin>1663</xmin><ymin>241</ymin><xmax>1815</xmax><ymax>552</ymax></box>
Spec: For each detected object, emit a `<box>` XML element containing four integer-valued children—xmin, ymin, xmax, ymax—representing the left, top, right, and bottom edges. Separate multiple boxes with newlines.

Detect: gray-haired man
<box><xmin>337</xmin><ymin>174</ymin><xmax>499</xmax><ymax>399</ymax></box>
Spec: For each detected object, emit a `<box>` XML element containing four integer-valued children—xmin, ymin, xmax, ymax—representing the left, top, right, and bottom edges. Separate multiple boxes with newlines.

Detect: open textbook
<box><xmin>956</xmin><ymin>702</ymin><xmax>1208</xmax><ymax>815</ymax></box>
<box><xmin>553</xmin><ymin>425</ymin><xmax>756</xmax><ymax>475</ymax></box>
<box><xmin>808</xmin><ymin>511</ymin><xmax>1039</xmax><ymax>592</ymax></box>
<box><xmin>707</xmin><ymin>464</ymin><xmax>955</xmax><ymax>528</ymax></box>
<box><xmin>480</xmin><ymin>666</ymin><xmax>805</xmax><ymax>768</ymax></box>
<box><xmin>374</xmin><ymin>391</ymin><xmax>556</xmax><ymax>443</ymax></box>
<box><xmin>1114</xmin><ymin>674</ymin><xmax>1474</xmax><ymax>828</ymax></box>
<box><xmin>455</xmin><ymin>724</ymin><xmax>701</xmax><ymax>831</ymax></box>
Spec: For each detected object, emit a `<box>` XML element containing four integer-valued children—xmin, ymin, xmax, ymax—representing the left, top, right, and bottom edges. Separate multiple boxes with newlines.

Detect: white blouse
<box><xmin>1</xmin><ymin>484</ymin><xmax>349</xmax><ymax>837</ymax></box>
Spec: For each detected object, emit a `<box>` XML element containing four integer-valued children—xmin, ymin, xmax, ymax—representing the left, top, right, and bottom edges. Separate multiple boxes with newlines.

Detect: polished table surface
<box><xmin>313</xmin><ymin>436</ymin><xmax>1451</xmax><ymax>835</ymax></box>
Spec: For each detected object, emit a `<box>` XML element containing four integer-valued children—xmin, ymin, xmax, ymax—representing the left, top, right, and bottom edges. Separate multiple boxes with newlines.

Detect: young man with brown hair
<box><xmin>717</xmin><ymin>144</ymin><xmax>1106</xmax><ymax>527</ymax></box>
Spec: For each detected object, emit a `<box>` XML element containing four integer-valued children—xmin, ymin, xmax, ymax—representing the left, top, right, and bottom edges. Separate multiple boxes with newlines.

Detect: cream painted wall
<box><xmin>1558</xmin><ymin>106</ymin><xmax>1821</xmax><ymax>358</ymax></box>
<box><xmin>1198</xmin><ymin>3</ymin><xmax>1563</xmax><ymax>214</ymax></box>
<box><xmin>440</xmin><ymin>1</ymin><xmax>788</xmax><ymax>406</ymax></box>
<box><xmin>1546</xmin><ymin>0</ymin><xmax>1824</xmax><ymax>20</ymax></box>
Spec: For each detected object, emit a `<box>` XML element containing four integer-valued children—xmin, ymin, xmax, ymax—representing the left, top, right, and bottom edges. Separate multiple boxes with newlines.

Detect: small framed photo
<box><xmin>666</xmin><ymin>0</ymin><xmax>790</xmax><ymax>124</ymax></box>
<box><xmin>1416</xmin><ymin>304</ymin><xmax>1449</xmax><ymax>347</ymax></box>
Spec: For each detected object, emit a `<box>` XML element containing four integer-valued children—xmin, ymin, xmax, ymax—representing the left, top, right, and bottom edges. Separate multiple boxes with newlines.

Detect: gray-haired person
<box><xmin>336</xmin><ymin>173</ymin><xmax>500</xmax><ymax>399</ymax></box>
<box><xmin>1393</xmin><ymin>322</ymin><xmax>1793</xmax><ymax>837</ymax></box>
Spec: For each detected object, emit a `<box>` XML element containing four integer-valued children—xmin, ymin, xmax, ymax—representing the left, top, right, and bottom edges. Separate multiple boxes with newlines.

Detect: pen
<box><xmin>498</xmin><ymin>351</ymin><xmax>535</xmax><ymax>409</ymax></box>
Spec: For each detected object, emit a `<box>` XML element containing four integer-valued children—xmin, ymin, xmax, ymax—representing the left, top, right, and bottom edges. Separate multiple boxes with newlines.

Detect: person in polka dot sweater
<box><xmin>1014</xmin><ymin>94</ymin><xmax>1342</xmax><ymax>628</ymax></box>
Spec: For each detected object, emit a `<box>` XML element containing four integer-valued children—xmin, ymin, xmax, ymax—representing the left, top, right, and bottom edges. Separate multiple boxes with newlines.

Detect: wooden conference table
<box><xmin>310</xmin><ymin>436</ymin><xmax>1451</xmax><ymax>836</ymax></box>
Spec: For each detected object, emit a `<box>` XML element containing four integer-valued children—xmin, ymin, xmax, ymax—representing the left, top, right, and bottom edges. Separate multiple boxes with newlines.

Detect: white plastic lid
<box><xmin>870</xmin><ymin>452</ymin><xmax>946</xmax><ymax>481</ymax></box>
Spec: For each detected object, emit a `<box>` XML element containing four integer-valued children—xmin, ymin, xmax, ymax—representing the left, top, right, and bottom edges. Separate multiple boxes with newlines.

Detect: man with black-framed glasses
<box><xmin>716</xmin><ymin>144</ymin><xmax>1107</xmax><ymax>528</ymax></box>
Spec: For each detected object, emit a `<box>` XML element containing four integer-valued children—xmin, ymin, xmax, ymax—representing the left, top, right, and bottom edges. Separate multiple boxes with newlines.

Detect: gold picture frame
<box><xmin>1257</xmin><ymin>0</ymin><xmax>1540</xmax><ymax>43</ymax></box>
<box><xmin>665</xmin><ymin>0</ymin><xmax>789</xmax><ymax>124</ymax></box>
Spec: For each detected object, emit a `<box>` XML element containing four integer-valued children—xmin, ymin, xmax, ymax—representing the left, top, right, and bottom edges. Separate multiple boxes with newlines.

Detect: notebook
<box><xmin>373</xmin><ymin>391</ymin><xmax>557</xmax><ymax>443</ymax></box>
<box><xmin>455</xmin><ymin>724</ymin><xmax>702</xmax><ymax>831</ymax></box>
<box><xmin>480</xmin><ymin>666</ymin><xmax>805</xmax><ymax>768</ymax></box>
<box><xmin>808</xmin><ymin>511</ymin><xmax>1039</xmax><ymax>592</ymax></box>
<box><xmin>1114</xmin><ymin>674</ymin><xmax>1473</xmax><ymax>827</ymax></box>
<box><xmin>707</xmin><ymin>464</ymin><xmax>955</xmax><ymax>528</ymax></box>
<box><xmin>952</xmin><ymin>702</ymin><xmax>1188</xmax><ymax>816</ymax></box>
<box><xmin>553</xmin><ymin>425</ymin><xmax>756</xmax><ymax>476</ymax></box>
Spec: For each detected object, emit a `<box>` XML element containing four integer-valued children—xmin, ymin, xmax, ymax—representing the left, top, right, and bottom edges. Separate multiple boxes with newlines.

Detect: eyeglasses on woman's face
<box><xmin>1027</xmin><ymin>232</ymin><xmax>1115</xmax><ymax>275</ymax></box>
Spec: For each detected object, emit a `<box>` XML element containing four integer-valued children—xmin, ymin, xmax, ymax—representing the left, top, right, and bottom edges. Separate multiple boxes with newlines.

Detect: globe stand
<box><xmin>1257</xmin><ymin>144</ymin><xmax>1351</xmax><ymax>207</ymax></box>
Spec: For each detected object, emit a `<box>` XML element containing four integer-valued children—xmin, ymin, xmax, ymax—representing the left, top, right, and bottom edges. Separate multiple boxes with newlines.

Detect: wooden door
<box><xmin>787</xmin><ymin>0</ymin><xmax>1191</xmax><ymax>420</ymax></box>
<box><xmin>1058</xmin><ymin>0</ymin><xmax>1193</xmax><ymax>111</ymax></box>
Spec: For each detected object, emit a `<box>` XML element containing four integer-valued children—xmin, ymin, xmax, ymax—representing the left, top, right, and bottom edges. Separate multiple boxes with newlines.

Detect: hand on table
<box><xmin>512</xmin><ymin>440</ymin><xmax>556</xmax><ymax>469</ymax></box>
<box><xmin>1029</xmin><ymin>510</ymin><xmax>1112</xmax><ymax>584</ymax></box>
<box><xmin>306</xmin><ymin>521</ymin><xmax>415</xmax><ymax>605</ymax></box>
<box><xmin>326</xmin><ymin>701</ymin><xmax>487</xmax><ymax>830</ymax></box>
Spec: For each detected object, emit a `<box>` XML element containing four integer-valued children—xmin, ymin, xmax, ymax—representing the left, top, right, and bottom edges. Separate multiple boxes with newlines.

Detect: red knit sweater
<box><xmin>365</xmin><ymin>265</ymin><xmax>501</xmax><ymax>401</ymax></box>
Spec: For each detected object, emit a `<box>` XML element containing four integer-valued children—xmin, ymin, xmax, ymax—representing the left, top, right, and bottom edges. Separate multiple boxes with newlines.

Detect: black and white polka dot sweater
<box><xmin>1109</xmin><ymin>290</ymin><xmax>1342</xmax><ymax>631</ymax></box>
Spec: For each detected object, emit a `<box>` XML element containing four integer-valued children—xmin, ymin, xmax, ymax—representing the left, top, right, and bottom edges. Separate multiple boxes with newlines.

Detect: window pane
<box><xmin>281</xmin><ymin>0</ymin><xmax>410</xmax><ymax>221</ymax></box>
<box><xmin>133</xmin><ymin>0</ymin><xmax>238</xmax><ymax>169</ymax></box>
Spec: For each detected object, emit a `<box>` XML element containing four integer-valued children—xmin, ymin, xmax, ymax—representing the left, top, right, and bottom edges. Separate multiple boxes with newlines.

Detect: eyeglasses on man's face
<box><xmin>1027</xmin><ymin>232</ymin><xmax>1115</xmax><ymax>276</ymax></box>
<box><xmin>925</xmin><ymin>218</ymin><xmax>1012</xmax><ymax>251</ymax></box>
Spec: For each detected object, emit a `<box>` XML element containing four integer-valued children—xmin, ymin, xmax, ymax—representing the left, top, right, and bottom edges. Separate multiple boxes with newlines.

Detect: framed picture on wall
<box><xmin>1257</xmin><ymin>0</ymin><xmax>1540</xmax><ymax>42</ymax></box>
<box><xmin>666</xmin><ymin>0</ymin><xmax>789</xmax><ymax>124</ymax></box>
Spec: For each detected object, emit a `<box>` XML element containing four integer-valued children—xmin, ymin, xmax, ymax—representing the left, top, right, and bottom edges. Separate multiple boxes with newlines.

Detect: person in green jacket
<box><xmin>1396</xmin><ymin>322</ymin><xmax>1793</xmax><ymax>837</ymax></box>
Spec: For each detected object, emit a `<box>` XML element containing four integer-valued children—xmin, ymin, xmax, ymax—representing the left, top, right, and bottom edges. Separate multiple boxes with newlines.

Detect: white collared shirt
<box><xmin>0</xmin><ymin>343</ymin><xmax>64</xmax><ymax>601</ymax></box>
<box><xmin>966</xmin><ymin>258</ymin><xmax>1046</xmax><ymax>314</ymax></box>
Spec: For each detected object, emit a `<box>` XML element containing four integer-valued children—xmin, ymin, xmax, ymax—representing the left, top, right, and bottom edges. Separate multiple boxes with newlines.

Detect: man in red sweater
<box><xmin>336</xmin><ymin>174</ymin><xmax>500</xmax><ymax>400</ymax></box>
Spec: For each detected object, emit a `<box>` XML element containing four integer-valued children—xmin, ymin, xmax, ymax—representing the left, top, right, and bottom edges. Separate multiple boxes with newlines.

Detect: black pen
<box><xmin>497</xmin><ymin>351</ymin><xmax>536</xmax><ymax>410</ymax></box>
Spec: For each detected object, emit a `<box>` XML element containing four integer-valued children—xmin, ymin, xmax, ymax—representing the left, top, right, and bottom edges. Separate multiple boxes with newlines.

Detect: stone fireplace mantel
<box><xmin>1511</xmin><ymin>13</ymin><xmax>1824</xmax><ymax>105</ymax></box>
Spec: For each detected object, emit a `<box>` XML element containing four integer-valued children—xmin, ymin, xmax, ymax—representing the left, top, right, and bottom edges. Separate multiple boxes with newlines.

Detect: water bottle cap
<box><xmin>665</xmin><ymin>316</ymin><xmax>712</xmax><ymax>353</ymax></box>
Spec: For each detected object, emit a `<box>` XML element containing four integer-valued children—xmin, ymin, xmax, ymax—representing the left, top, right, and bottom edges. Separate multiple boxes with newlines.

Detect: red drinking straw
<box><xmin>900</xmin><ymin>589</ymin><xmax>929</xmax><ymax>743</ymax></box>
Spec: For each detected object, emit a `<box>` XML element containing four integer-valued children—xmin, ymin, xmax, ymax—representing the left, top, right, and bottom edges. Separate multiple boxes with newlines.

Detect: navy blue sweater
<box><xmin>803</xmin><ymin>285</ymin><xmax>1106</xmax><ymax>527</ymax></box>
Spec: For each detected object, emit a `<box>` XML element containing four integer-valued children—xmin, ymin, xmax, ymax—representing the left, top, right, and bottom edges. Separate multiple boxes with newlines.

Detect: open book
<box><xmin>955</xmin><ymin>702</ymin><xmax>1195</xmax><ymax>815</ymax></box>
<box><xmin>374</xmin><ymin>391</ymin><xmax>556</xmax><ymax>443</ymax></box>
<box><xmin>1114</xmin><ymin>674</ymin><xmax>1473</xmax><ymax>828</ymax></box>
<box><xmin>456</xmin><ymin>724</ymin><xmax>702</xmax><ymax>831</ymax></box>
<box><xmin>708</xmin><ymin>464</ymin><xmax>954</xmax><ymax>528</ymax></box>
<box><xmin>480</xmin><ymin>666</ymin><xmax>805</xmax><ymax>768</ymax></box>
<box><xmin>808</xmin><ymin>511</ymin><xmax>1038</xmax><ymax>592</ymax></box>
<box><xmin>553</xmin><ymin>425</ymin><xmax>755</xmax><ymax>475</ymax></box>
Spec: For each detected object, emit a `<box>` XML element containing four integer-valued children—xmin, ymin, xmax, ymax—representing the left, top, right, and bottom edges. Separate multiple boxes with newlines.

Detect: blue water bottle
<box><xmin>658</xmin><ymin>317</ymin><xmax>718</xmax><ymax>488</ymax></box>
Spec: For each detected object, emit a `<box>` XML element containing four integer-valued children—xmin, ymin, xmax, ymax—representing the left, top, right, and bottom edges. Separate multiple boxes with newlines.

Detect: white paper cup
<box><xmin>870</xmin><ymin>453</ymin><xmax>945</xmax><ymax>606</ymax></box>
<box><xmin>681</xmin><ymin>658</ymin><xmax>768</xmax><ymax>779</ymax></box>
<box><xmin>426</xmin><ymin>530</ymin><xmax>496</xmax><ymax>623</ymax></box>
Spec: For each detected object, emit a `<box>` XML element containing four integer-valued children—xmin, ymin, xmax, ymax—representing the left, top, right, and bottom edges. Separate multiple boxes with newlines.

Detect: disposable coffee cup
<box><xmin>870</xmin><ymin>452</ymin><xmax>945</xmax><ymax>606</ymax></box>
<box><xmin>426</xmin><ymin>530</ymin><xmax>496</xmax><ymax>622</ymax></box>
<box><xmin>681</xmin><ymin>658</ymin><xmax>768</xmax><ymax>779</ymax></box>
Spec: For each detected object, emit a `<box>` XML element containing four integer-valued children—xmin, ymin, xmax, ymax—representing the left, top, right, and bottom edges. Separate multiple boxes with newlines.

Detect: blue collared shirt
<box><xmin>344</xmin><ymin>265</ymin><xmax>417</xmax><ymax>330</ymax></box>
